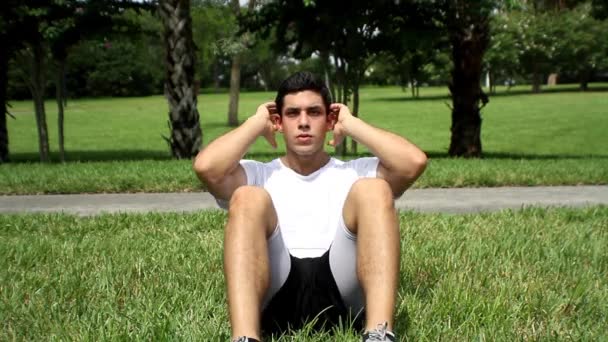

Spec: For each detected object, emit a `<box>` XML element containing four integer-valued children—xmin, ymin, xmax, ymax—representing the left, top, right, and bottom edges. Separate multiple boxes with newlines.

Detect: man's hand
<box><xmin>328</xmin><ymin>103</ymin><xmax>355</xmax><ymax>147</ymax></box>
<box><xmin>253</xmin><ymin>102</ymin><xmax>280</xmax><ymax>149</ymax></box>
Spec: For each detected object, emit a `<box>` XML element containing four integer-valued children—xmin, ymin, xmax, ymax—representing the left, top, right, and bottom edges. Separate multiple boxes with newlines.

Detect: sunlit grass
<box><xmin>2</xmin><ymin>83</ymin><xmax>607</xmax><ymax>194</ymax></box>
<box><xmin>1</xmin><ymin>207</ymin><xmax>606</xmax><ymax>340</ymax></box>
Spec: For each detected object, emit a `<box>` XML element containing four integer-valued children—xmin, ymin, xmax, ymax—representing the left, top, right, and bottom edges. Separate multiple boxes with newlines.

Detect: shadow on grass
<box><xmin>4</xmin><ymin>150</ymin><xmax>607</xmax><ymax>164</ymax></box>
<box><xmin>7</xmin><ymin>150</ymin><xmax>174</xmax><ymax>163</ymax></box>
<box><xmin>423</xmin><ymin>151</ymin><xmax>608</xmax><ymax>160</ymax></box>
<box><xmin>370</xmin><ymin>86</ymin><xmax>608</xmax><ymax>102</ymax></box>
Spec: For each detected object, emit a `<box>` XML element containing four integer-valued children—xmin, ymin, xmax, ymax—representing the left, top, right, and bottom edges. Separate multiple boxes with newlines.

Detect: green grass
<box><xmin>1</xmin><ymin>207</ymin><xmax>607</xmax><ymax>340</ymax></box>
<box><xmin>2</xmin><ymin>83</ymin><xmax>607</xmax><ymax>194</ymax></box>
<box><xmin>1</xmin><ymin>157</ymin><xmax>607</xmax><ymax>195</ymax></box>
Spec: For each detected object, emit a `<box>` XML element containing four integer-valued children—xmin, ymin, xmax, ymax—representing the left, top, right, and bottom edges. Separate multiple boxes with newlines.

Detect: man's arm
<box><xmin>329</xmin><ymin>103</ymin><xmax>427</xmax><ymax>197</ymax></box>
<box><xmin>193</xmin><ymin>102</ymin><xmax>279</xmax><ymax>201</ymax></box>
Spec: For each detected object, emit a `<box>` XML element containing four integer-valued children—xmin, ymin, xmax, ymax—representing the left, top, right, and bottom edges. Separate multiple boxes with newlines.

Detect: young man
<box><xmin>193</xmin><ymin>71</ymin><xmax>427</xmax><ymax>342</ymax></box>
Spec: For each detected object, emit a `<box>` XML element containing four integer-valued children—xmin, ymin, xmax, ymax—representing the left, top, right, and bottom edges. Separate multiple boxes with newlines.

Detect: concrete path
<box><xmin>1</xmin><ymin>186</ymin><xmax>606</xmax><ymax>216</ymax></box>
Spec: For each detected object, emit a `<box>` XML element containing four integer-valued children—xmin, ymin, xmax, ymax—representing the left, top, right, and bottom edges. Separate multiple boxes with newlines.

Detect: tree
<box><xmin>247</xmin><ymin>0</ymin><xmax>414</xmax><ymax>155</ymax></box>
<box><xmin>2</xmin><ymin>0</ymin><xmax>154</xmax><ymax>163</ymax></box>
<box><xmin>159</xmin><ymin>0</ymin><xmax>203</xmax><ymax>158</ymax></box>
<box><xmin>485</xmin><ymin>11</ymin><xmax>521</xmax><ymax>92</ymax></box>
<box><xmin>0</xmin><ymin>1</ymin><xmax>31</xmax><ymax>163</ymax></box>
<box><xmin>553</xmin><ymin>3</ymin><xmax>608</xmax><ymax>90</ymax></box>
<box><xmin>436</xmin><ymin>0</ymin><xmax>494</xmax><ymax>158</ymax></box>
<box><xmin>227</xmin><ymin>0</ymin><xmax>256</xmax><ymax>126</ymax></box>
<box><xmin>191</xmin><ymin>1</ymin><xmax>234</xmax><ymax>89</ymax></box>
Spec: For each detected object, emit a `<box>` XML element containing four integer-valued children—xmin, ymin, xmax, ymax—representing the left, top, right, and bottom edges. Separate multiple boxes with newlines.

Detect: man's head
<box><xmin>272</xmin><ymin>72</ymin><xmax>335</xmax><ymax>158</ymax></box>
<box><xmin>275</xmin><ymin>71</ymin><xmax>332</xmax><ymax>116</ymax></box>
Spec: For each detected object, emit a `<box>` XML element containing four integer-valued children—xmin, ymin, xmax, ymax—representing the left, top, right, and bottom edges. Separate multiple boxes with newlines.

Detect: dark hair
<box><xmin>275</xmin><ymin>71</ymin><xmax>332</xmax><ymax>115</ymax></box>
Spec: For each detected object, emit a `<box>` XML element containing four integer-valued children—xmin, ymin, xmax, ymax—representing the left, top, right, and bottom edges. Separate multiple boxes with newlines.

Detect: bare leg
<box><xmin>342</xmin><ymin>178</ymin><xmax>400</xmax><ymax>332</ymax></box>
<box><xmin>224</xmin><ymin>186</ymin><xmax>278</xmax><ymax>340</ymax></box>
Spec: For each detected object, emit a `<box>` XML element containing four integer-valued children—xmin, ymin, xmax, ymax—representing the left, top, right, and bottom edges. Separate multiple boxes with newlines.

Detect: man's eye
<box><xmin>286</xmin><ymin>112</ymin><xmax>298</xmax><ymax>117</ymax></box>
<box><xmin>309</xmin><ymin>110</ymin><xmax>321</xmax><ymax>116</ymax></box>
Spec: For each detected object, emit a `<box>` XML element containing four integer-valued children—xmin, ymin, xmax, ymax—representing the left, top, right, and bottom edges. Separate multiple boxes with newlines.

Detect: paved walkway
<box><xmin>1</xmin><ymin>186</ymin><xmax>606</xmax><ymax>216</ymax></box>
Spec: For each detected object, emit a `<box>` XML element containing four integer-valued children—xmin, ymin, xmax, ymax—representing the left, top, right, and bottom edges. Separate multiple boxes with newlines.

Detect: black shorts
<box><xmin>261</xmin><ymin>249</ymin><xmax>364</xmax><ymax>334</ymax></box>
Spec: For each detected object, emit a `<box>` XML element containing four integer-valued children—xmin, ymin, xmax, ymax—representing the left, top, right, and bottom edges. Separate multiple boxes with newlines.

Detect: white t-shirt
<box><xmin>223</xmin><ymin>157</ymin><xmax>379</xmax><ymax>258</ymax></box>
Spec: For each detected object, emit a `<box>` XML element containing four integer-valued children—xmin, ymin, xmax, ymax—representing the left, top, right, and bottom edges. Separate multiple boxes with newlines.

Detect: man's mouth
<box><xmin>296</xmin><ymin>134</ymin><xmax>313</xmax><ymax>143</ymax></box>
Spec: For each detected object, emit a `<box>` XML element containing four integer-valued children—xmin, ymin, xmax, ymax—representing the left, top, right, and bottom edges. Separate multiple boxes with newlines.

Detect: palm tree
<box><xmin>159</xmin><ymin>0</ymin><xmax>202</xmax><ymax>158</ymax></box>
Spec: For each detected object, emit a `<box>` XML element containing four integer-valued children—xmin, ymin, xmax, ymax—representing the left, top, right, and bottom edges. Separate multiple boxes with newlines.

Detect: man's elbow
<box><xmin>405</xmin><ymin>150</ymin><xmax>428</xmax><ymax>180</ymax></box>
<box><xmin>414</xmin><ymin>151</ymin><xmax>428</xmax><ymax>176</ymax></box>
<box><xmin>193</xmin><ymin>153</ymin><xmax>221</xmax><ymax>184</ymax></box>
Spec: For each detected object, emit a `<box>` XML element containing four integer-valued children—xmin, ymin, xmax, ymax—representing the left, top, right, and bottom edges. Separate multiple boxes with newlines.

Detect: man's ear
<box><xmin>270</xmin><ymin>113</ymin><xmax>282</xmax><ymax>132</ymax></box>
<box><xmin>326</xmin><ymin>112</ymin><xmax>337</xmax><ymax>131</ymax></box>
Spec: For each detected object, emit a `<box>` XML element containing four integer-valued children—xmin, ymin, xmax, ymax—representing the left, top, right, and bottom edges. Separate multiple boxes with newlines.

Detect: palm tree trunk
<box><xmin>160</xmin><ymin>0</ymin><xmax>203</xmax><ymax>158</ymax></box>
<box><xmin>0</xmin><ymin>47</ymin><xmax>9</xmax><ymax>163</ymax></box>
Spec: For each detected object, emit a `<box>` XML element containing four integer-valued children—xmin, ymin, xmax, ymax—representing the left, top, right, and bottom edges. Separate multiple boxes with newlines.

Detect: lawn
<box><xmin>1</xmin><ymin>207</ymin><xmax>606</xmax><ymax>340</ymax></box>
<box><xmin>2</xmin><ymin>84</ymin><xmax>607</xmax><ymax>194</ymax></box>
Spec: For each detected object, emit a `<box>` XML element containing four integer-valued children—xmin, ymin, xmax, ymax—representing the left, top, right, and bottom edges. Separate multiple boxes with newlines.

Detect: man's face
<box><xmin>277</xmin><ymin>90</ymin><xmax>333</xmax><ymax>157</ymax></box>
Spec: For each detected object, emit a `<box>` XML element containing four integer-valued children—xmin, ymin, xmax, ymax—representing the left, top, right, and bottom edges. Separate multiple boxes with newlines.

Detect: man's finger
<box><xmin>266</xmin><ymin>132</ymin><xmax>277</xmax><ymax>149</ymax></box>
<box><xmin>328</xmin><ymin>132</ymin><xmax>344</xmax><ymax>147</ymax></box>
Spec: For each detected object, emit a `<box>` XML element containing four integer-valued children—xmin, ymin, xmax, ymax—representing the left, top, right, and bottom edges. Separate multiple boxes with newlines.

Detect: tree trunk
<box><xmin>579</xmin><ymin>69</ymin><xmax>590</xmax><ymax>91</ymax></box>
<box><xmin>31</xmin><ymin>41</ymin><xmax>50</xmax><ymax>162</ymax></box>
<box><xmin>160</xmin><ymin>0</ymin><xmax>203</xmax><ymax>158</ymax></box>
<box><xmin>350</xmin><ymin>78</ymin><xmax>360</xmax><ymax>155</ymax></box>
<box><xmin>447</xmin><ymin>4</ymin><xmax>489</xmax><ymax>158</ymax></box>
<box><xmin>0</xmin><ymin>46</ymin><xmax>9</xmax><ymax>163</ymax></box>
<box><xmin>532</xmin><ymin>64</ymin><xmax>542</xmax><ymax>93</ymax></box>
<box><xmin>213</xmin><ymin>60</ymin><xmax>220</xmax><ymax>90</ymax></box>
<box><xmin>227</xmin><ymin>53</ymin><xmax>240</xmax><ymax>126</ymax></box>
<box><xmin>334</xmin><ymin>60</ymin><xmax>347</xmax><ymax>157</ymax></box>
<box><xmin>56</xmin><ymin>57</ymin><xmax>67</xmax><ymax>162</ymax></box>
<box><xmin>226</xmin><ymin>0</ymin><xmax>256</xmax><ymax>127</ymax></box>
<box><xmin>410</xmin><ymin>77</ymin><xmax>415</xmax><ymax>98</ymax></box>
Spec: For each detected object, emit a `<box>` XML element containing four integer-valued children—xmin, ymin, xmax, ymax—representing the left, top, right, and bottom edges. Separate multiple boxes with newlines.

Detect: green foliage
<box><xmin>486</xmin><ymin>1</ymin><xmax>608</xmax><ymax>88</ymax></box>
<box><xmin>486</xmin><ymin>12</ymin><xmax>521</xmax><ymax>85</ymax></box>
<box><xmin>84</xmin><ymin>39</ymin><xmax>163</xmax><ymax>97</ymax></box>
<box><xmin>191</xmin><ymin>2</ymin><xmax>236</xmax><ymax>87</ymax></box>
<box><xmin>6</xmin><ymin>3</ymin><xmax>163</xmax><ymax>99</ymax></box>
<box><xmin>553</xmin><ymin>3</ymin><xmax>608</xmax><ymax>78</ymax></box>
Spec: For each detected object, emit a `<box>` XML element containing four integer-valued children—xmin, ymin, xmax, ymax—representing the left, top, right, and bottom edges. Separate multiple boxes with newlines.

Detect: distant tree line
<box><xmin>6</xmin><ymin>0</ymin><xmax>607</xmax><ymax>101</ymax></box>
<box><xmin>1</xmin><ymin>0</ymin><xmax>607</xmax><ymax>163</ymax></box>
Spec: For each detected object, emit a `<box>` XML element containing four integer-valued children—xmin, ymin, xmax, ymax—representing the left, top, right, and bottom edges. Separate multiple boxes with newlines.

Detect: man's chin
<box><xmin>289</xmin><ymin>145</ymin><xmax>322</xmax><ymax>157</ymax></box>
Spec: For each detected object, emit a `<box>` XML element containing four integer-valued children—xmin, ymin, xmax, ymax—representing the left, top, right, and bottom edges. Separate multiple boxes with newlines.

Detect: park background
<box><xmin>1</xmin><ymin>0</ymin><xmax>607</xmax><ymax>340</ymax></box>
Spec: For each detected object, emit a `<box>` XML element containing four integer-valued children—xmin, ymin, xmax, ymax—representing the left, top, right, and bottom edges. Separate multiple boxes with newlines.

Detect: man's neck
<box><xmin>281</xmin><ymin>152</ymin><xmax>330</xmax><ymax>176</ymax></box>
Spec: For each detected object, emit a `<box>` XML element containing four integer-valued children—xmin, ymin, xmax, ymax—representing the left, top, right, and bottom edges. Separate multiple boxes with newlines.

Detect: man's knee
<box><xmin>349</xmin><ymin>178</ymin><xmax>394</xmax><ymax>208</ymax></box>
<box><xmin>228</xmin><ymin>186</ymin><xmax>277</xmax><ymax>234</ymax></box>
<box><xmin>230</xmin><ymin>186</ymin><xmax>272</xmax><ymax>211</ymax></box>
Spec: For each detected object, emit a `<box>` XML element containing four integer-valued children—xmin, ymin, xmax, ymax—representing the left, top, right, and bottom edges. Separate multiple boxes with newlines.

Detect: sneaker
<box><xmin>362</xmin><ymin>322</ymin><xmax>396</xmax><ymax>342</ymax></box>
<box><xmin>232</xmin><ymin>337</ymin><xmax>260</xmax><ymax>342</ymax></box>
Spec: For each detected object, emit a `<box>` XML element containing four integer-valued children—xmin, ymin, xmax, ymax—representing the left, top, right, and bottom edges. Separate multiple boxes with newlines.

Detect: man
<box><xmin>193</xmin><ymin>71</ymin><xmax>427</xmax><ymax>342</ymax></box>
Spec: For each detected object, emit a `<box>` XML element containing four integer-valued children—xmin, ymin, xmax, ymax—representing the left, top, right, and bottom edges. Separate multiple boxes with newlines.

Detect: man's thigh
<box><xmin>329</xmin><ymin>217</ymin><xmax>364</xmax><ymax>315</ymax></box>
<box><xmin>263</xmin><ymin>226</ymin><xmax>291</xmax><ymax>308</ymax></box>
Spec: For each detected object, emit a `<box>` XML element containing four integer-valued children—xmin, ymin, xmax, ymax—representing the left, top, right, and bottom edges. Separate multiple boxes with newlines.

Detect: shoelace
<box><xmin>366</xmin><ymin>321</ymin><xmax>389</xmax><ymax>340</ymax></box>
<box><xmin>233</xmin><ymin>337</ymin><xmax>252</xmax><ymax>342</ymax></box>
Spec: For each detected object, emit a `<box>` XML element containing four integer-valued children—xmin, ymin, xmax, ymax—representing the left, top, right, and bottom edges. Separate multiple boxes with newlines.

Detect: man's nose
<box><xmin>298</xmin><ymin>112</ymin><xmax>310</xmax><ymax>126</ymax></box>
